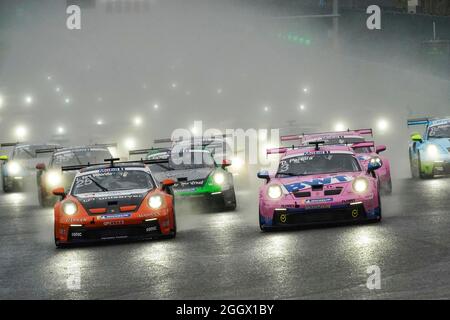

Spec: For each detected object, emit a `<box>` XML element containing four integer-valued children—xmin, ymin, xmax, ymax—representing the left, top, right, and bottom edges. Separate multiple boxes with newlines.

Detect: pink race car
<box><xmin>257</xmin><ymin>142</ymin><xmax>382</xmax><ymax>231</ymax></box>
<box><xmin>281</xmin><ymin>129</ymin><xmax>392</xmax><ymax>194</ymax></box>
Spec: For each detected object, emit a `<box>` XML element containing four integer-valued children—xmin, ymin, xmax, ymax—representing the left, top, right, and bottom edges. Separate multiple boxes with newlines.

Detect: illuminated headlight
<box><xmin>46</xmin><ymin>171</ymin><xmax>62</xmax><ymax>187</ymax></box>
<box><xmin>148</xmin><ymin>195</ymin><xmax>163</xmax><ymax>209</ymax></box>
<box><xmin>7</xmin><ymin>162</ymin><xmax>22</xmax><ymax>175</ymax></box>
<box><xmin>353</xmin><ymin>177</ymin><xmax>369</xmax><ymax>194</ymax></box>
<box><xmin>267</xmin><ymin>184</ymin><xmax>283</xmax><ymax>199</ymax></box>
<box><xmin>213</xmin><ymin>172</ymin><xmax>225</xmax><ymax>185</ymax></box>
<box><xmin>426</xmin><ymin>144</ymin><xmax>440</xmax><ymax>159</ymax></box>
<box><xmin>62</xmin><ymin>200</ymin><xmax>77</xmax><ymax>215</ymax></box>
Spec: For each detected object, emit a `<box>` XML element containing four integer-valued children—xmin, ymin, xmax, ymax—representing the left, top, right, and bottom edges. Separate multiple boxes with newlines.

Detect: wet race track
<box><xmin>1</xmin><ymin>178</ymin><xmax>450</xmax><ymax>299</ymax></box>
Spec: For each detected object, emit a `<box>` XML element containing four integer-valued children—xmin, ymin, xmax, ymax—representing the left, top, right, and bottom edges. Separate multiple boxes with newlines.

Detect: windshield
<box><xmin>428</xmin><ymin>124</ymin><xmax>450</xmax><ymax>139</ymax></box>
<box><xmin>353</xmin><ymin>147</ymin><xmax>373</xmax><ymax>154</ymax></box>
<box><xmin>72</xmin><ymin>169</ymin><xmax>154</xmax><ymax>195</ymax></box>
<box><xmin>52</xmin><ymin>149</ymin><xmax>112</xmax><ymax>167</ymax></box>
<box><xmin>149</xmin><ymin>150</ymin><xmax>215</xmax><ymax>172</ymax></box>
<box><xmin>276</xmin><ymin>153</ymin><xmax>361</xmax><ymax>177</ymax></box>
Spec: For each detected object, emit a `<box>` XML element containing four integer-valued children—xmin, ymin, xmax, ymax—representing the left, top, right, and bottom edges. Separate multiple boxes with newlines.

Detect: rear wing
<box><xmin>407</xmin><ymin>118</ymin><xmax>430</xmax><ymax>126</ymax></box>
<box><xmin>35</xmin><ymin>147</ymin><xmax>63</xmax><ymax>154</ymax></box>
<box><xmin>351</xmin><ymin>141</ymin><xmax>375</xmax><ymax>149</ymax></box>
<box><xmin>89</xmin><ymin>143</ymin><xmax>118</xmax><ymax>148</ymax></box>
<box><xmin>61</xmin><ymin>158</ymin><xmax>170</xmax><ymax>172</ymax></box>
<box><xmin>280</xmin><ymin>128</ymin><xmax>373</xmax><ymax>142</ymax></box>
<box><xmin>266</xmin><ymin>147</ymin><xmax>288</xmax><ymax>155</ymax></box>
<box><xmin>129</xmin><ymin>148</ymin><xmax>171</xmax><ymax>156</ymax></box>
<box><xmin>0</xmin><ymin>142</ymin><xmax>19</xmax><ymax>148</ymax></box>
<box><xmin>154</xmin><ymin>134</ymin><xmax>232</xmax><ymax>145</ymax></box>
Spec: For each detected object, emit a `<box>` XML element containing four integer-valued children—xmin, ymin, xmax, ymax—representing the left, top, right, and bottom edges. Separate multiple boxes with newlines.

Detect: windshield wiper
<box><xmin>87</xmin><ymin>176</ymin><xmax>109</xmax><ymax>192</ymax></box>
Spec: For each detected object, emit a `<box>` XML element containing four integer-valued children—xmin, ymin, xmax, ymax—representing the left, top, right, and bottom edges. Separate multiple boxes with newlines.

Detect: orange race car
<box><xmin>52</xmin><ymin>158</ymin><xmax>176</xmax><ymax>247</ymax></box>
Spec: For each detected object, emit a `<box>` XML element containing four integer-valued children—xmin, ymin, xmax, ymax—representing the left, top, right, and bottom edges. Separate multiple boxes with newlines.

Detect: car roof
<box><xmin>54</xmin><ymin>146</ymin><xmax>109</xmax><ymax>155</ymax></box>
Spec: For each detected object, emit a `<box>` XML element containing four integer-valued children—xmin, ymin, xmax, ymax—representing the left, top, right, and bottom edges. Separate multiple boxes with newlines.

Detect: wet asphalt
<box><xmin>0</xmin><ymin>177</ymin><xmax>450</xmax><ymax>299</ymax></box>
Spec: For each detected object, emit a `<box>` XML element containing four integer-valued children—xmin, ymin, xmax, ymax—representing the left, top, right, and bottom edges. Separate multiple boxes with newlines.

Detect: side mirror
<box><xmin>368</xmin><ymin>158</ymin><xmax>382</xmax><ymax>172</ymax></box>
<box><xmin>375</xmin><ymin>145</ymin><xmax>386</xmax><ymax>154</ymax></box>
<box><xmin>411</xmin><ymin>133</ymin><xmax>423</xmax><ymax>143</ymax></box>
<box><xmin>52</xmin><ymin>187</ymin><xmax>66</xmax><ymax>199</ymax></box>
<box><xmin>257</xmin><ymin>170</ymin><xmax>270</xmax><ymax>182</ymax></box>
<box><xmin>221</xmin><ymin>159</ymin><xmax>232</xmax><ymax>169</ymax></box>
<box><xmin>0</xmin><ymin>155</ymin><xmax>8</xmax><ymax>162</ymax></box>
<box><xmin>161</xmin><ymin>179</ymin><xmax>176</xmax><ymax>192</ymax></box>
<box><xmin>36</xmin><ymin>163</ymin><xmax>46</xmax><ymax>170</ymax></box>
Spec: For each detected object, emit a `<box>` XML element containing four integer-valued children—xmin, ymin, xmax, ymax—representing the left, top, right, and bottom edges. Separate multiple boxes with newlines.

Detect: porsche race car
<box><xmin>52</xmin><ymin>158</ymin><xmax>176</xmax><ymax>247</ymax></box>
<box><xmin>130</xmin><ymin>147</ymin><xmax>237</xmax><ymax>211</ymax></box>
<box><xmin>408</xmin><ymin>117</ymin><xmax>450</xmax><ymax>179</ymax></box>
<box><xmin>0</xmin><ymin>143</ymin><xmax>60</xmax><ymax>192</ymax></box>
<box><xmin>281</xmin><ymin>129</ymin><xmax>392</xmax><ymax>194</ymax></box>
<box><xmin>257</xmin><ymin>142</ymin><xmax>383</xmax><ymax>231</ymax></box>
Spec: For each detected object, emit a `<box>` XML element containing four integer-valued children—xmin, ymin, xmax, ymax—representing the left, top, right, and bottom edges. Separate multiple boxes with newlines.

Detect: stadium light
<box><xmin>153</xmin><ymin>104</ymin><xmax>159</xmax><ymax>110</ymax></box>
<box><xmin>377</xmin><ymin>119</ymin><xmax>389</xmax><ymax>132</ymax></box>
<box><xmin>57</xmin><ymin>126</ymin><xmax>65</xmax><ymax>134</ymax></box>
<box><xmin>303</xmin><ymin>87</ymin><xmax>309</xmax><ymax>94</ymax></box>
<box><xmin>133</xmin><ymin>116</ymin><xmax>143</xmax><ymax>126</ymax></box>
<box><xmin>299</xmin><ymin>104</ymin><xmax>306</xmax><ymax>111</ymax></box>
<box><xmin>334</xmin><ymin>122</ymin><xmax>346</xmax><ymax>132</ymax></box>
<box><xmin>217</xmin><ymin>88</ymin><xmax>223</xmax><ymax>94</ymax></box>
<box><xmin>15</xmin><ymin>126</ymin><xmax>27</xmax><ymax>140</ymax></box>
<box><xmin>264</xmin><ymin>106</ymin><xmax>270</xmax><ymax>112</ymax></box>
<box><xmin>124</xmin><ymin>137</ymin><xmax>136</xmax><ymax>150</ymax></box>
<box><xmin>96</xmin><ymin>119</ymin><xmax>103</xmax><ymax>126</ymax></box>
<box><xmin>24</xmin><ymin>95</ymin><xmax>33</xmax><ymax>105</ymax></box>
<box><xmin>55</xmin><ymin>87</ymin><xmax>61</xmax><ymax>93</ymax></box>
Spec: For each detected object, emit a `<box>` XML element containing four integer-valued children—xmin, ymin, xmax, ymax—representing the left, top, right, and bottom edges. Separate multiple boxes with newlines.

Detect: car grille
<box><xmin>273</xmin><ymin>204</ymin><xmax>366</xmax><ymax>225</ymax></box>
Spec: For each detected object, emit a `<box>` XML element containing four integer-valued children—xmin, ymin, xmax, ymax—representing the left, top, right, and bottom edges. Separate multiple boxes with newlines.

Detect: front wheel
<box><xmin>418</xmin><ymin>154</ymin><xmax>434</xmax><ymax>179</ymax></box>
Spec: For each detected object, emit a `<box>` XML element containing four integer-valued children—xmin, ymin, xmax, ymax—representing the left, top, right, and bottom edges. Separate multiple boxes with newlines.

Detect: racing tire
<box><xmin>409</xmin><ymin>151</ymin><xmax>419</xmax><ymax>179</ymax></box>
<box><xmin>55</xmin><ymin>239</ymin><xmax>71</xmax><ymax>249</ymax></box>
<box><xmin>2</xmin><ymin>177</ymin><xmax>13</xmax><ymax>193</ymax></box>
<box><xmin>38</xmin><ymin>189</ymin><xmax>55</xmax><ymax>207</ymax></box>
<box><xmin>418</xmin><ymin>154</ymin><xmax>434</xmax><ymax>179</ymax></box>
<box><xmin>224</xmin><ymin>189</ymin><xmax>237</xmax><ymax>211</ymax></box>
<box><xmin>381</xmin><ymin>178</ymin><xmax>392</xmax><ymax>195</ymax></box>
<box><xmin>160</xmin><ymin>210</ymin><xmax>177</xmax><ymax>239</ymax></box>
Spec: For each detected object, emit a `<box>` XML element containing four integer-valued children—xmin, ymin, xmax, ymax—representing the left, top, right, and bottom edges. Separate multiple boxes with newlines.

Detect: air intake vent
<box><xmin>293</xmin><ymin>191</ymin><xmax>311</xmax><ymax>198</ymax></box>
<box><xmin>311</xmin><ymin>185</ymin><xmax>323</xmax><ymax>191</ymax></box>
<box><xmin>324</xmin><ymin>188</ymin><xmax>342</xmax><ymax>196</ymax></box>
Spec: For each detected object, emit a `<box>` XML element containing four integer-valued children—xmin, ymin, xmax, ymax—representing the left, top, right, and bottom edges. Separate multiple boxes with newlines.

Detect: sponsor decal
<box><xmin>98</xmin><ymin>213</ymin><xmax>131</xmax><ymax>220</ymax></box>
<box><xmin>62</xmin><ymin>217</ymin><xmax>88</xmax><ymax>223</ymax></box>
<box><xmin>279</xmin><ymin>214</ymin><xmax>287</xmax><ymax>223</ymax></box>
<box><xmin>284</xmin><ymin>176</ymin><xmax>353</xmax><ymax>192</ymax></box>
<box><xmin>103</xmin><ymin>220</ymin><xmax>125</xmax><ymax>226</ymax></box>
<box><xmin>305</xmin><ymin>198</ymin><xmax>333</xmax><ymax>204</ymax></box>
<box><xmin>305</xmin><ymin>204</ymin><xmax>331</xmax><ymax>210</ymax></box>
<box><xmin>146</xmin><ymin>226</ymin><xmax>158</xmax><ymax>232</ymax></box>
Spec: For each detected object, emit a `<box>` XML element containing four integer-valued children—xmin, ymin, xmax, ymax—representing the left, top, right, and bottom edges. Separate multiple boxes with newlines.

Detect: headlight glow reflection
<box><xmin>148</xmin><ymin>195</ymin><xmax>163</xmax><ymax>209</ymax></box>
<box><xmin>353</xmin><ymin>177</ymin><xmax>369</xmax><ymax>194</ymax></box>
<box><xmin>267</xmin><ymin>184</ymin><xmax>283</xmax><ymax>199</ymax></box>
<box><xmin>62</xmin><ymin>200</ymin><xmax>77</xmax><ymax>215</ymax></box>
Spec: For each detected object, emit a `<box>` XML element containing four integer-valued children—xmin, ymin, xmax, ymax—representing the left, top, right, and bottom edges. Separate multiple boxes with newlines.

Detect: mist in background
<box><xmin>0</xmin><ymin>0</ymin><xmax>449</xmax><ymax>178</ymax></box>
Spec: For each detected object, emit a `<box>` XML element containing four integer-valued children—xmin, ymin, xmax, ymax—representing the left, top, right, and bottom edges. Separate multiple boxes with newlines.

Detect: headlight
<box><xmin>213</xmin><ymin>172</ymin><xmax>225</xmax><ymax>185</ymax></box>
<box><xmin>267</xmin><ymin>184</ymin><xmax>283</xmax><ymax>199</ymax></box>
<box><xmin>426</xmin><ymin>144</ymin><xmax>440</xmax><ymax>159</ymax></box>
<box><xmin>7</xmin><ymin>162</ymin><xmax>21</xmax><ymax>175</ymax></box>
<box><xmin>353</xmin><ymin>177</ymin><xmax>369</xmax><ymax>193</ymax></box>
<box><xmin>62</xmin><ymin>200</ymin><xmax>77</xmax><ymax>215</ymax></box>
<box><xmin>46</xmin><ymin>171</ymin><xmax>62</xmax><ymax>187</ymax></box>
<box><xmin>148</xmin><ymin>195</ymin><xmax>163</xmax><ymax>209</ymax></box>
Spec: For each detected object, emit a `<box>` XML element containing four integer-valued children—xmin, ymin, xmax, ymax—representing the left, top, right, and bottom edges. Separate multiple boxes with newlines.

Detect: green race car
<box><xmin>130</xmin><ymin>147</ymin><xmax>237</xmax><ymax>211</ymax></box>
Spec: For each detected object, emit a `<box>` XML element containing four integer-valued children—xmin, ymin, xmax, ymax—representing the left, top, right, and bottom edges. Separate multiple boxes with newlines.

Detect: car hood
<box><xmin>75</xmin><ymin>189</ymin><xmax>149</xmax><ymax>215</ymax></box>
<box><xmin>274</xmin><ymin>172</ymin><xmax>361</xmax><ymax>193</ymax></box>
<box><xmin>152</xmin><ymin>167</ymin><xmax>214</xmax><ymax>188</ymax></box>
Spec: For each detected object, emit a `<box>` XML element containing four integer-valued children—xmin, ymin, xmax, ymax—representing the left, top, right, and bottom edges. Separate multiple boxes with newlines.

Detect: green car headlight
<box><xmin>426</xmin><ymin>144</ymin><xmax>440</xmax><ymax>159</ymax></box>
<box><xmin>213</xmin><ymin>172</ymin><xmax>225</xmax><ymax>185</ymax></box>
